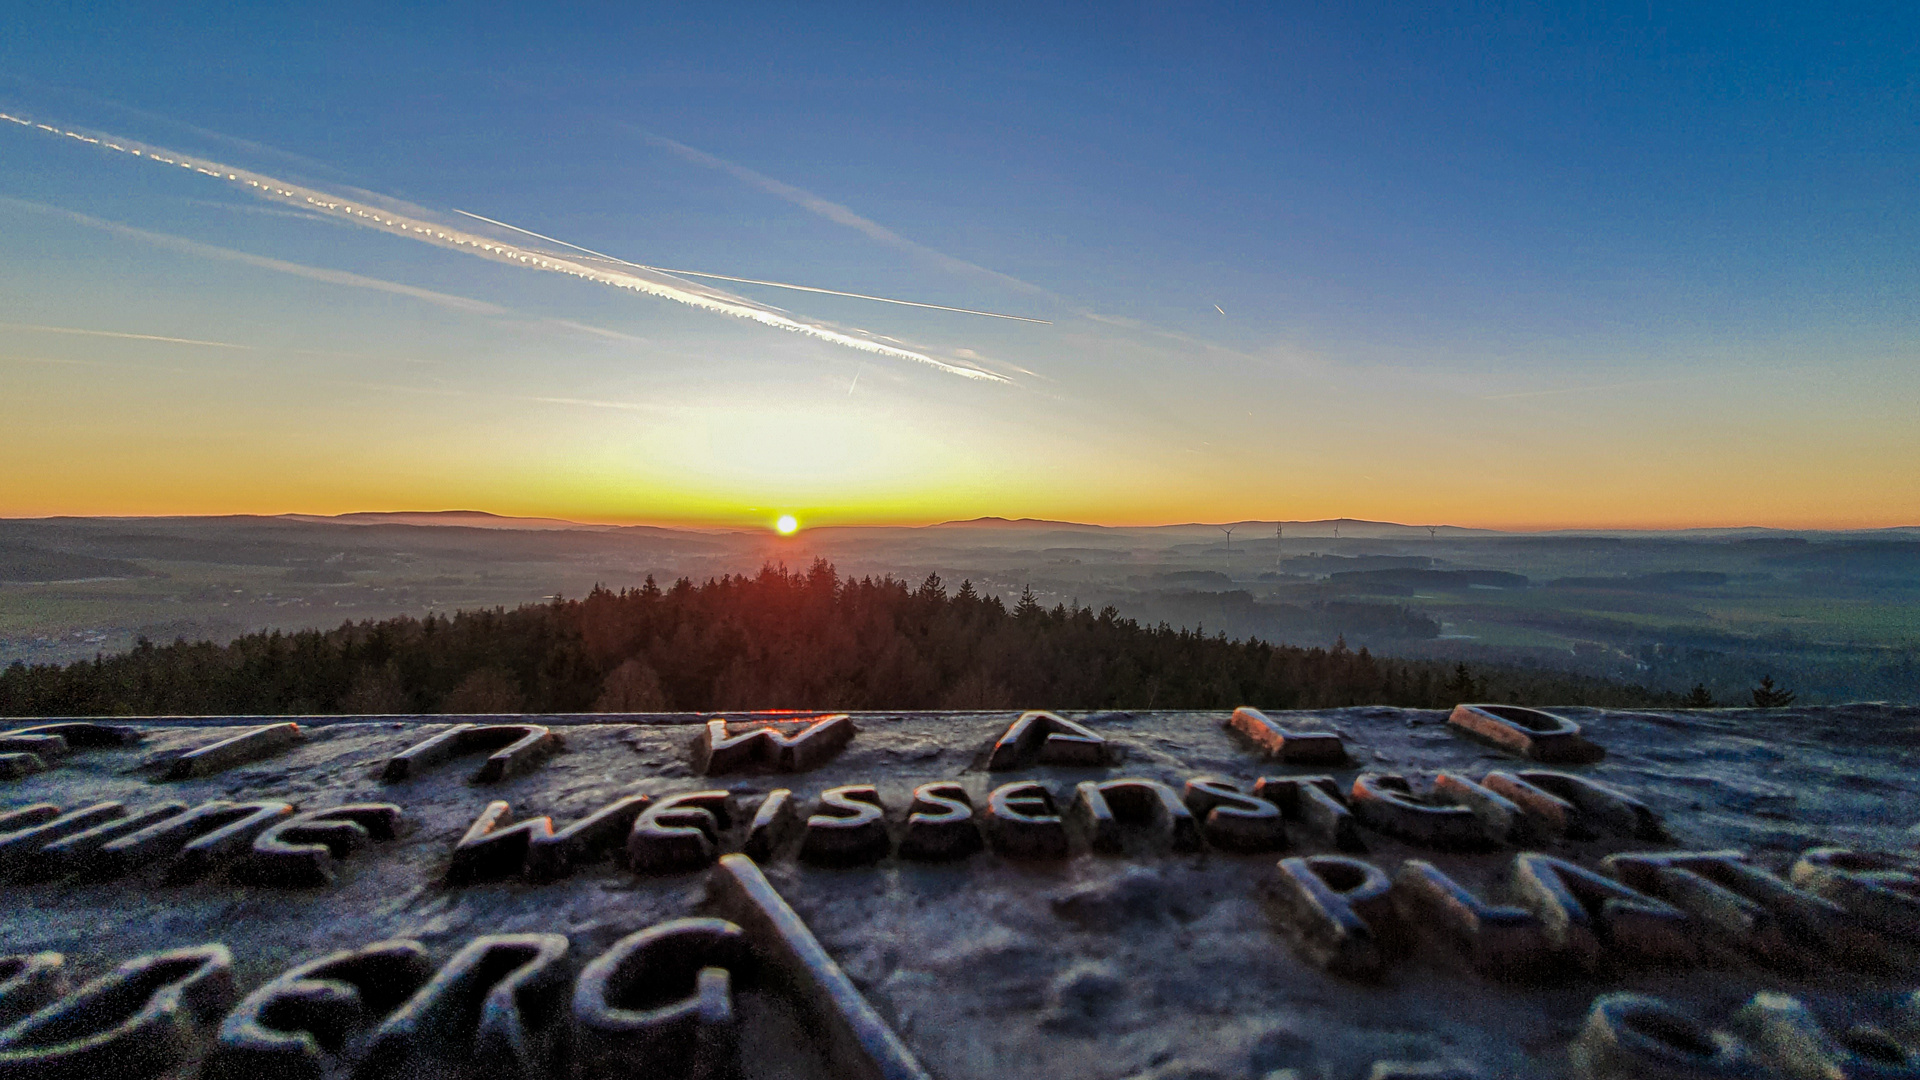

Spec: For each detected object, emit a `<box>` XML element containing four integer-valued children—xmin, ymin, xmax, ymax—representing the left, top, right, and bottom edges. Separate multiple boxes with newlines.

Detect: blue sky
<box><xmin>2</xmin><ymin>2</ymin><xmax>1915</xmax><ymax>527</ymax></box>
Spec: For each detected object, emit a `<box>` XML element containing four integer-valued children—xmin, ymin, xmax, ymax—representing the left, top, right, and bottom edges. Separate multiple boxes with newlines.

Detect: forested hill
<box><xmin>0</xmin><ymin>561</ymin><xmax>1676</xmax><ymax>717</ymax></box>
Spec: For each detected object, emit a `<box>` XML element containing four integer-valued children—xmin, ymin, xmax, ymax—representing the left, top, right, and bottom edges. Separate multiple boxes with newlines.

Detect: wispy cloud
<box><xmin>640</xmin><ymin>132</ymin><xmax>1060</xmax><ymax>302</ymax></box>
<box><xmin>0</xmin><ymin>111</ymin><xmax>1007</xmax><ymax>383</ymax></box>
<box><xmin>454</xmin><ymin>208</ymin><xmax>1048</xmax><ymax>324</ymax></box>
<box><xmin>639</xmin><ymin>132</ymin><xmax>1320</xmax><ymax>388</ymax></box>
<box><xmin>0</xmin><ymin>194</ymin><xmax>511</xmax><ymax>315</ymax></box>
<box><xmin>0</xmin><ymin>321</ymin><xmax>254</xmax><ymax>349</ymax></box>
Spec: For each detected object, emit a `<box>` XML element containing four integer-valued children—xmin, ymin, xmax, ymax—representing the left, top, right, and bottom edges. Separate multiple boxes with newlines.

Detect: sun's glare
<box><xmin>776</xmin><ymin>514</ymin><xmax>799</xmax><ymax>535</ymax></box>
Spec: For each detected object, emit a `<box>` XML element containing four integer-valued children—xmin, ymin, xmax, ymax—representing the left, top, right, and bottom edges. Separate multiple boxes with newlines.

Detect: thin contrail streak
<box><xmin>0</xmin><ymin>111</ymin><xmax>1010</xmax><ymax>383</ymax></box>
<box><xmin>449</xmin><ymin>209</ymin><xmax>1049</xmax><ymax>324</ymax></box>
<box><xmin>0</xmin><ymin>321</ymin><xmax>251</xmax><ymax>349</ymax></box>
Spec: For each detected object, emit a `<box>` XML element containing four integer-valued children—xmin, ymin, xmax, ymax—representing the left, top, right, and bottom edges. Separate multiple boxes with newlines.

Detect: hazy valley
<box><xmin>4</xmin><ymin>512</ymin><xmax>1916</xmax><ymax>706</ymax></box>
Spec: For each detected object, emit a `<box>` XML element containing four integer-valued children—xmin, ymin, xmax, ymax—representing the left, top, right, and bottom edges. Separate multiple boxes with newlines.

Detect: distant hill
<box><xmin>0</xmin><ymin>541</ymin><xmax>147</xmax><ymax>582</ymax></box>
<box><xmin>929</xmin><ymin>517</ymin><xmax>1111</xmax><ymax>532</ymax></box>
<box><xmin>281</xmin><ymin>511</ymin><xmax>618</xmax><ymax>532</ymax></box>
<box><xmin>930</xmin><ymin>517</ymin><xmax>1499</xmax><ymax>539</ymax></box>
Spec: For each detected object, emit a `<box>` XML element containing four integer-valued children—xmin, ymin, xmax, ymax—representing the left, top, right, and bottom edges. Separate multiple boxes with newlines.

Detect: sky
<box><xmin>1</xmin><ymin>2</ymin><xmax>1915</xmax><ymax>530</ymax></box>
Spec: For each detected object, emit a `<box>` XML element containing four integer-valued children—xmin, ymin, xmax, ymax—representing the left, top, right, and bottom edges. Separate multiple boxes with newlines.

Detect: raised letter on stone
<box><xmin>986</xmin><ymin>781</ymin><xmax>1068</xmax><ymax>859</ymax></box>
<box><xmin>93</xmin><ymin>800</ymin><xmax>293</xmax><ymax>880</ymax></box>
<box><xmin>448</xmin><ymin>801</ymin><xmax>546</xmax><ymax>885</ymax></box>
<box><xmin>693</xmin><ymin>715</ymin><xmax>855</xmax><ymax>775</ymax></box>
<box><xmin>1479</xmin><ymin>771</ymin><xmax>1579</xmax><ymax>840</ymax></box>
<box><xmin>1389</xmin><ymin>859</ymin><xmax>1548</xmax><ymax>977</ymax></box>
<box><xmin>0</xmin><ymin>944</ymin><xmax>234</xmax><ymax>1080</ymax></box>
<box><xmin>1447</xmin><ymin>704</ymin><xmax>1603</xmax><ymax>764</ymax></box>
<box><xmin>1228</xmin><ymin>707</ymin><xmax>1348</xmax><ymax>764</ymax></box>
<box><xmin>448</xmin><ymin>794</ymin><xmax>655</xmax><ymax>884</ymax></box>
<box><xmin>1511</xmin><ymin>853</ymin><xmax>1694</xmax><ymax>967</ymax></box>
<box><xmin>706</xmin><ymin>854</ymin><xmax>934</xmax><ymax>1080</ymax></box>
<box><xmin>237</xmin><ymin>804</ymin><xmax>403</xmax><ymax>888</ymax></box>
<box><xmin>1253</xmin><ymin>776</ymin><xmax>1363</xmax><ymax>852</ymax></box>
<box><xmin>1182</xmin><ymin>777</ymin><xmax>1286</xmax><ymax>851</ymax></box>
<box><xmin>0</xmin><ymin>754</ymin><xmax>45</xmax><ymax>780</ymax></box>
<box><xmin>361</xmin><ymin>933</ymin><xmax>570</xmax><ymax>1080</ymax></box>
<box><xmin>1269</xmin><ymin>855</ymin><xmax>1398</xmax><ymax>979</ymax></box>
<box><xmin>1071</xmin><ymin>778</ymin><xmax>1201</xmax><ymax>854</ymax></box>
<box><xmin>628</xmin><ymin>791</ymin><xmax>735</xmax><ymax>873</ymax></box>
<box><xmin>1350</xmin><ymin>774</ymin><xmax>1490</xmax><ymax>850</ymax></box>
<box><xmin>1507</xmin><ymin>771</ymin><xmax>1662</xmax><ymax>840</ymax></box>
<box><xmin>165</xmin><ymin>723</ymin><xmax>305</xmax><ymax>779</ymax></box>
<box><xmin>0</xmin><ymin>953</ymin><xmax>66</xmax><ymax>1030</ymax></box>
<box><xmin>525</xmin><ymin>793</ymin><xmax>652</xmax><ymax>881</ymax></box>
<box><xmin>0</xmin><ymin>723</ymin><xmax>141</xmax><ymax>759</ymax></box>
<box><xmin>1604</xmin><ymin>850</ymin><xmax>1847</xmax><ymax>962</ymax></box>
<box><xmin>1568</xmin><ymin>992</ymin><xmax>1754</xmax><ymax>1080</ymax></box>
<box><xmin>23</xmin><ymin>802</ymin><xmax>187</xmax><ymax>882</ymax></box>
<box><xmin>1432</xmin><ymin>773</ymin><xmax>1533</xmax><ymax>845</ymax></box>
<box><xmin>1734</xmin><ymin>991</ymin><xmax>1917</xmax><ymax>1080</ymax></box>
<box><xmin>0</xmin><ymin>803</ymin><xmax>123</xmax><ymax>877</ymax></box>
<box><xmin>1789</xmin><ymin>847</ymin><xmax>1920</xmax><ymax>941</ymax></box>
<box><xmin>898</xmin><ymin>782</ymin><xmax>981</xmax><ymax>861</ymax></box>
<box><xmin>985</xmin><ymin>711</ymin><xmax>1115</xmax><ymax>770</ymax></box>
<box><xmin>382</xmin><ymin>723</ymin><xmax>557</xmax><ymax>784</ymax></box>
<box><xmin>572</xmin><ymin>918</ymin><xmax>748</xmax><ymax>1080</ymax></box>
<box><xmin>0</xmin><ymin>805</ymin><xmax>59</xmax><ymax>834</ymax></box>
<box><xmin>801</xmin><ymin>785</ymin><xmax>890</xmax><ymax>865</ymax></box>
<box><xmin>742</xmin><ymin>789</ymin><xmax>801</xmax><ymax>862</ymax></box>
<box><xmin>203</xmin><ymin>941</ymin><xmax>433</xmax><ymax>1080</ymax></box>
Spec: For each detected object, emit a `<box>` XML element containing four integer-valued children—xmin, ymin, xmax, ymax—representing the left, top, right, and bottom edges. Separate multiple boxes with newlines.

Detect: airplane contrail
<box><xmin>0</xmin><ymin>111</ymin><xmax>1010</xmax><ymax>383</ymax></box>
<box><xmin>0</xmin><ymin>321</ymin><xmax>252</xmax><ymax>349</ymax></box>
<box><xmin>450</xmin><ymin>209</ymin><xmax>1049</xmax><ymax>324</ymax></box>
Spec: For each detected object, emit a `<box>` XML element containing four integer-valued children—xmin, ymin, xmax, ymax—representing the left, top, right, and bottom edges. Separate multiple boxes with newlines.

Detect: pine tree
<box><xmin>1683</xmin><ymin>683</ymin><xmax>1715</xmax><ymax>708</ymax></box>
<box><xmin>1014</xmin><ymin>585</ymin><xmax>1043</xmax><ymax>620</ymax></box>
<box><xmin>1442</xmin><ymin>662</ymin><xmax>1478</xmax><ymax>703</ymax></box>
<box><xmin>1749</xmin><ymin>675</ymin><xmax>1797</xmax><ymax>708</ymax></box>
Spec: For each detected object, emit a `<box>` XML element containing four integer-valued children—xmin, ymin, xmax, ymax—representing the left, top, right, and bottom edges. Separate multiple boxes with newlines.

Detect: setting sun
<box><xmin>775</xmin><ymin>514</ymin><xmax>799</xmax><ymax>535</ymax></box>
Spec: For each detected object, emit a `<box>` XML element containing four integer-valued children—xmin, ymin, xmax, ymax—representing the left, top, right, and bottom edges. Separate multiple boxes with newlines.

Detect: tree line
<box><xmin>0</xmin><ymin>561</ymin><xmax>1681</xmax><ymax>717</ymax></box>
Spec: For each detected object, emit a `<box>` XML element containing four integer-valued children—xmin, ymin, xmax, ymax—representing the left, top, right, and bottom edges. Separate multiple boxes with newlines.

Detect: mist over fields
<box><xmin>4</xmin><ymin>512</ymin><xmax>1917</xmax><ymax>705</ymax></box>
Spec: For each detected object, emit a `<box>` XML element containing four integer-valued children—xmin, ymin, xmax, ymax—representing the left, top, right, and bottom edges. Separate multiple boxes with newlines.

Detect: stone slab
<box><xmin>0</xmin><ymin>704</ymin><xmax>1916</xmax><ymax>1079</ymax></box>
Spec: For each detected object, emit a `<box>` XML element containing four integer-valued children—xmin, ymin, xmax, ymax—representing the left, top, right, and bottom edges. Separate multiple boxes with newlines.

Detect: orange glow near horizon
<box><xmin>2</xmin><ymin>323</ymin><xmax>1916</xmax><ymax>533</ymax></box>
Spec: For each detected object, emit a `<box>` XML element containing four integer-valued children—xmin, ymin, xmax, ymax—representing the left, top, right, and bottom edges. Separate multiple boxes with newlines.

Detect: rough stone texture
<box><xmin>0</xmin><ymin>705</ymin><xmax>1915</xmax><ymax>1079</ymax></box>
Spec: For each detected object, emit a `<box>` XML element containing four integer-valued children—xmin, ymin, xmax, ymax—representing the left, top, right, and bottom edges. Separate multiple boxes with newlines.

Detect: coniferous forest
<box><xmin>0</xmin><ymin>561</ymin><xmax>1679</xmax><ymax>717</ymax></box>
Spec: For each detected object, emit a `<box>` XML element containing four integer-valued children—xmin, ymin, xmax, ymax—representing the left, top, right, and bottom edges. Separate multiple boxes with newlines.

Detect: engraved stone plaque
<box><xmin>0</xmin><ymin>704</ymin><xmax>1915</xmax><ymax>1079</ymax></box>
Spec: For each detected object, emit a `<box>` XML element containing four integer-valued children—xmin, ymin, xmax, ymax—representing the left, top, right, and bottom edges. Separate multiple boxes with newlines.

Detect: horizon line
<box><xmin>1</xmin><ymin>508</ymin><xmax>1916</xmax><ymax>535</ymax></box>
